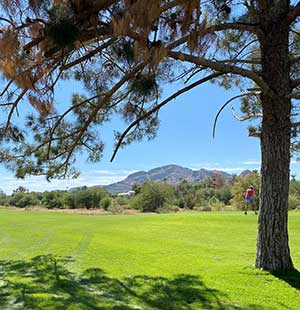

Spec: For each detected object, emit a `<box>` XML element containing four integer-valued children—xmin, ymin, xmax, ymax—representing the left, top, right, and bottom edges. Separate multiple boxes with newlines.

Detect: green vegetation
<box><xmin>129</xmin><ymin>182</ymin><xmax>176</xmax><ymax>212</ymax></box>
<box><xmin>0</xmin><ymin>186</ymin><xmax>111</xmax><ymax>210</ymax></box>
<box><xmin>2</xmin><ymin>172</ymin><xmax>300</xmax><ymax>214</ymax></box>
<box><xmin>0</xmin><ymin>210</ymin><xmax>299</xmax><ymax>309</ymax></box>
<box><xmin>230</xmin><ymin>172</ymin><xmax>260</xmax><ymax>211</ymax></box>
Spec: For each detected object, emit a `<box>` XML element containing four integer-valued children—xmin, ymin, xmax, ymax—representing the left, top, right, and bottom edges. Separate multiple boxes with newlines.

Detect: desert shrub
<box><xmin>100</xmin><ymin>196</ymin><xmax>112</xmax><ymax>210</ymax></box>
<box><xmin>194</xmin><ymin>206</ymin><xmax>212</xmax><ymax>212</ymax></box>
<box><xmin>157</xmin><ymin>204</ymin><xmax>180</xmax><ymax>213</ymax></box>
<box><xmin>107</xmin><ymin>203</ymin><xmax>124</xmax><ymax>214</ymax></box>
<box><xmin>129</xmin><ymin>194</ymin><xmax>144</xmax><ymax>211</ymax></box>
<box><xmin>208</xmin><ymin>197</ymin><xmax>225</xmax><ymax>211</ymax></box>
<box><xmin>115</xmin><ymin>196</ymin><xmax>130</xmax><ymax>206</ymax></box>
<box><xmin>288</xmin><ymin>194</ymin><xmax>300</xmax><ymax>210</ymax></box>
<box><xmin>193</xmin><ymin>198</ymin><xmax>209</xmax><ymax>209</ymax></box>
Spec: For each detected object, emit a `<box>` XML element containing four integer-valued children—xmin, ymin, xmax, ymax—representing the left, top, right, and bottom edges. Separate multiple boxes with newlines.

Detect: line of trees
<box><xmin>0</xmin><ymin>186</ymin><xmax>111</xmax><ymax>210</ymax></box>
<box><xmin>2</xmin><ymin>172</ymin><xmax>300</xmax><ymax>213</ymax></box>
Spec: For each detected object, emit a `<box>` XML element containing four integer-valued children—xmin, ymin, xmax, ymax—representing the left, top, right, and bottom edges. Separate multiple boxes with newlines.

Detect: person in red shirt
<box><xmin>244</xmin><ymin>186</ymin><xmax>257</xmax><ymax>215</ymax></box>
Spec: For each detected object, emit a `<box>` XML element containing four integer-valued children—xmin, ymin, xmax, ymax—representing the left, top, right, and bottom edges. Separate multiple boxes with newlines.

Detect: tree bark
<box><xmin>255</xmin><ymin>1</ymin><xmax>294</xmax><ymax>271</ymax></box>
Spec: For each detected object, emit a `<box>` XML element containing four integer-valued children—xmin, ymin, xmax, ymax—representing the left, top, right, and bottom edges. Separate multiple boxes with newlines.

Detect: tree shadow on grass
<box><xmin>0</xmin><ymin>255</ymin><xmax>263</xmax><ymax>310</ymax></box>
<box><xmin>273</xmin><ymin>269</ymin><xmax>300</xmax><ymax>290</ymax></box>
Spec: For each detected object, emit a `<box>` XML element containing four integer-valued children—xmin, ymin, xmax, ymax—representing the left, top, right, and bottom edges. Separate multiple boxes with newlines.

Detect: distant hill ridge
<box><xmin>103</xmin><ymin>164</ymin><xmax>244</xmax><ymax>193</ymax></box>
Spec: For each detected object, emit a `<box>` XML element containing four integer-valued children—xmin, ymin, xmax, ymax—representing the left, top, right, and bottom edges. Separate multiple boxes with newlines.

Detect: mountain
<box><xmin>103</xmin><ymin>164</ymin><xmax>232</xmax><ymax>193</ymax></box>
<box><xmin>239</xmin><ymin>170</ymin><xmax>254</xmax><ymax>178</ymax></box>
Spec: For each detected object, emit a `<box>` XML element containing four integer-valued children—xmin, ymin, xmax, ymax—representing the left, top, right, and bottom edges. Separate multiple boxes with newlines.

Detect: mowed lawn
<box><xmin>0</xmin><ymin>210</ymin><xmax>300</xmax><ymax>310</ymax></box>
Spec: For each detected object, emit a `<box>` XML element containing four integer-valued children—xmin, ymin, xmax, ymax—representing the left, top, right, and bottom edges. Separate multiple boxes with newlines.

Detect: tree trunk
<box><xmin>255</xmin><ymin>2</ymin><xmax>294</xmax><ymax>271</ymax></box>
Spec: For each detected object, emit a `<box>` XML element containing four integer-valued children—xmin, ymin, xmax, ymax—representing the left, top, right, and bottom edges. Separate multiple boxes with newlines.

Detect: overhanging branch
<box><xmin>60</xmin><ymin>38</ymin><xmax>116</xmax><ymax>71</ymax></box>
<box><xmin>168</xmin><ymin>51</ymin><xmax>272</xmax><ymax>95</ymax></box>
<box><xmin>58</xmin><ymin>61</ymin><xmax>147</xmax><ymax>176</ymax></box>
<box><xmin>110</xmin><ymin>72</ymin><xmax>224</xmax><ymax>162</ymax></box>
<box><xmin>167</xmin><ymin>22</ymin><xmax>258</xmax><ymax>50</ymax></box>
<box><xmin>213</xmin><ymin>92</ymin><xmax>259</xmax><ymax>139</ymax></box>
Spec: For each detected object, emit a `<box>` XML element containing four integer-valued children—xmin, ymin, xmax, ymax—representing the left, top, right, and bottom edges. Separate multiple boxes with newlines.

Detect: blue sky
<box><xmin>1</xmin><ymin>78</ymin><xmax>299</xmax><ymax>193</ymax></box>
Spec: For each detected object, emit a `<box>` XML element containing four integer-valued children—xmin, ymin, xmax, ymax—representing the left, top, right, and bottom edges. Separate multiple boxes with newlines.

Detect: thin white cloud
<box><xmin>93</xmin><ymin>170</ymin><xmax>115</xmax><ymax>175</ymax></box>
<box><xmin>241</xmin><ymin>160</ymin><xmax>261</xmax><ymax>165</ymax></box>
<box><xmin>93</xmin><ymin>169</ymin><xmax>138</xmax><ymax>175</ymax></box>
<box><xmin>0</xmin><ymin>173</ymin><xmax>128</xmax><ymax>194</ymax></box>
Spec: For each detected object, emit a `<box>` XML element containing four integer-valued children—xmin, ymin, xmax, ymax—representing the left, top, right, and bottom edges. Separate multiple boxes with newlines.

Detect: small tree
<box><xmin>208</xmin><ymin>173</ymin><xmax>226</xmax><ymax>189</ymax></box>
<box><xmin>130</xmin><ymin>182</ymin><xmax>175</xmax><ymax>212</ymax></box>
<box><xmin>0</xmin><ymin>189</ymin><xmax>7</xmax><ymax>206</ymax></box>
<box><xmin>42</xmin><ymin>191</ymin><xmax>64</xmax><ymax>209</ymax></box>
<box><xmin>230</xmin><ymin>172</ymin><xmax>260</xmax><ymax>211</ymax></box>
<box><xmin>9</xmin><ymin>192</ymin><xmax>39</xmax><ymax>208</ymax></box>
<box><xmin>99</xmin><ymin>196</ymin><xmax>112</xmax><ymax>210</ymax></box>
<box><xmin>13</xmin><ymin>186</ymin><xmax>29</xmax><ymax>194</ymax></box>
<box><xmin>72</xmin><ymin>188</ymin><xmax>108</xmax><ymax>209</ymax></box>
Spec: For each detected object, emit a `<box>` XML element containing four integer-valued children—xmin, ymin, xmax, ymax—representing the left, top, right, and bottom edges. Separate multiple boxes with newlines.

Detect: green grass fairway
<box><xmin>0</xmin><ymin>210</ymin><xmax>300</xmax><ymax>310</ymax></box>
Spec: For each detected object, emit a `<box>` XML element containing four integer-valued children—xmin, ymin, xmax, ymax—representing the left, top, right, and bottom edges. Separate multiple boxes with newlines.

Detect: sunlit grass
<box><xmin>0</xmin><ymin>210</ymin><xmax>299</xmax><ymax>309</ymax></box>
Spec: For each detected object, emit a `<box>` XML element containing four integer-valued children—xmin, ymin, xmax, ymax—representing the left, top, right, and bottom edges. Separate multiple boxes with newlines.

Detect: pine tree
<box><xmin>0</xmin><ymin>0</ymin><xmax>299</xmax><ymax>271</ymax></box>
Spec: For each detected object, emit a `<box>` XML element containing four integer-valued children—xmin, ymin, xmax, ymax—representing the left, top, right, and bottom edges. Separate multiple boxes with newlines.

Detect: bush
<box><xmin>129</xmin><ymin>182</ymin><xmax>175</xmax><ymax>212</ymax></box>
<box><xmin>193</xmin><ymin>197</ymin><xmax>209</xmax><ymax>210</ymax></box>
<box><xmin>129</xmin><ymin>194</ymin><xmax>144</xmax><ymax>211</ymax></box>
<box><xmin>157</xmin><ymin>204</ymin><xmax>180</xmax><ymax>213</ymax></box>
<box><xmin>214</xmin><ymin>187</ymin><xmax>232</xmax><ymax>205</ymax></box>
<box><xmin>9</xmin><ymin>192</ymin><xmax>39</xmax><ymax>208</ymax></box>
<box><xmin>63</xmin><ymin>188</ymin><xmax>109</xmax><ymax>209</ymax></box>
<box><xmin>100</xmin><ymin>196</ymin><xmax>112</xmax><ymax>210</ymax></box>
<box><xmin>194</xmin><ymin>206</ymin><xmax>212</xmax><ymax>212</ymax></box>
<box><xmin>208</xmin><ymin>197</ymin><xmax>225</xmax><ymax>211</ymax></box>
<box><xmin>288</xmin><ymin>194</ymin><xmax>300</xmax><ymax>210</ymax></box>
<box><xmin>115</xmin><ymin>196</ymin><xmax>130</xmax><ymax>206</ymax></box>
<box><xmin>0</xmin><ymin>193</ymin><xmax>8</xmax><ymax>206</ymax></box>
<box><xmin>107</xmin><ymin>203</ymin><xmax>124</xmax><ymax>214</ymax></box>
<box><xmin>62</xmin><ymin>193</ymin><xmax>76</xmax><ymax>209</ymax></box>
<box><xmin>42</xmin><ymin>191</ymin><xmax>64</xmax><ymax>209</ymax></box>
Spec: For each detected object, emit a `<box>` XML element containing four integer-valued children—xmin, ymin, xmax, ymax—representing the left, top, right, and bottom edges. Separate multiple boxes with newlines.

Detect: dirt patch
<box><xmin>0</xmin><ymin>206</ymin><xmax>141</xmax><ymax>215</ymax></box>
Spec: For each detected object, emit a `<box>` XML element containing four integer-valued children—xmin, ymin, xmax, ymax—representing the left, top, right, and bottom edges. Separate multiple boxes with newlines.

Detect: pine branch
<box><xmin>4</xmin><ymin>90</ymin><xmax>27</xmax><ymax>133</ymax></box>
<box><xmin>60</xmin><ymin>38</ymin><xmax>116</xmax><ymax>71</ymax></box>
<box><xmin>111</xmin><ymin>72</ymin><xmax>223</xmax><ymax>162</ymax></box>
<box><xmin>230</xmin><ymin>106</ymin><xmax>262</xmax><ymax>121</ymax></box>
<box><xmin>168</xmin><ymin>51</ymin><xmax>272</xmax><ymax>95</ymax></box>
<box><xmin>168</xmin><ymin>23</ymin><xmax>258</xmax><ymax>50</ymax></box>
<box><xmin>212</xmin><ymin>92</ymin><xmax>258</xmax><ymax>139</ymax></box>
<box><xmin>57</xmin><ymin>61</ymin><xmax>147</xmax><ymax>176</ymax></box>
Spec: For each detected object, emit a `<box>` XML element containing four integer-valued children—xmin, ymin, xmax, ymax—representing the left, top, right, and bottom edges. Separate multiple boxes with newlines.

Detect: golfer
<box><xmin>244</xmin><ymin>185</ymin><xmax>257</xmax><ymax>215</ymax></box>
